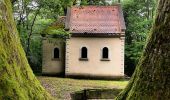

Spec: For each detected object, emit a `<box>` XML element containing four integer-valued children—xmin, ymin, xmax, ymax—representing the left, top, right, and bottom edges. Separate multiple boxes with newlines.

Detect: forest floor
<box><xmin>37</xmin><ymin>76</ymin><xmax>128</xmax><ymax>100</ymax></box>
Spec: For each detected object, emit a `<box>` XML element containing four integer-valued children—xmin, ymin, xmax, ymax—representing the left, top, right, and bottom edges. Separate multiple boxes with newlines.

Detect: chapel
<box><xmin>42</xmin><ymin>4</ymin><xmax>126</xmax><ymax>79</ymax></box>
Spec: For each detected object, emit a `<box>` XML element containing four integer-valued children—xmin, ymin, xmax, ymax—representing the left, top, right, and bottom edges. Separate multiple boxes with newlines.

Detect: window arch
<box><xmin>54</xmin><ymin>48</ymin><xmax>59</xmax><ymax>58</ymax></box>
<box><xmin>81</xmin><ymin>47</ymin><xmax>88</xmax><ymax>58</ymax></box>
<box><xmin>102</xmin><ymin>47</ymin><xmax>109</xmax><ymax>59</ymax></box>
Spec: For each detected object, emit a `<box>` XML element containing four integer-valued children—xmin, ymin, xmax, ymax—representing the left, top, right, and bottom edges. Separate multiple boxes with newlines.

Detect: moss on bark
<box><xmin>116</xmin><ymin>0</ymin><xmax>170</xmax><ymax>99</ymax></box>
<box><xmin>0</xmin><ymin>0</ymin><xmax>53</xmax><ymax>99</ymax></box>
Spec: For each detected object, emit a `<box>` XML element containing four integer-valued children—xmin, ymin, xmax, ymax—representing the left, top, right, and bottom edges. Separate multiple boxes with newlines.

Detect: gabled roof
<box><xmin>65</xmin><ymin>4</ymin><xmax>126</xmax><ymax>35</ymax></box>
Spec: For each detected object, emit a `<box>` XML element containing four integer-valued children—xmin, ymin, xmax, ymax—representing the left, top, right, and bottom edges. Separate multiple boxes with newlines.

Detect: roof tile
<box><xmin>66</xmin><ymin>5</ymin><xmax>126</xmax><ymax>34</ymax></box>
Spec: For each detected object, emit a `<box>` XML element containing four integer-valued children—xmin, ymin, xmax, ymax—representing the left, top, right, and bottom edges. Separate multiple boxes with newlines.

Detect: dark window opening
<box><xmin>54</xmin><ymin>48</ymin><xmax>59</xmax><ymax>58</ymax></box>
<box><xmin>102</xmin><ymin>47</ymin><xmax>109</xmax><ymax>59</ymax></box>
<box><xmin>81</xmin><ymin>47</ymin><xmax>88</xmax><ymax>58</ymax></box>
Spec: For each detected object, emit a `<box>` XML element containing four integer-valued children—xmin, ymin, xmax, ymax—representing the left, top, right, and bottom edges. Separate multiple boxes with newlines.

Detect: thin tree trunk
<box><xmin>0</xmin><ymin>0</ymin><xmax>53</xmax><ymax>99</ymax></box>
<box><xmin>26</xmin><ymin>8</ymin><xmax>40</xmax><ymax>56</ymax></box>
<box><xmin>146</xmin><ymin>0</ymin><xmax>150</xmax><ymax>20</ymax></box>
<box><xmin>116</xmin><ymin>0</ymin><xmax>170</xmax><ymax>99</ymax></box>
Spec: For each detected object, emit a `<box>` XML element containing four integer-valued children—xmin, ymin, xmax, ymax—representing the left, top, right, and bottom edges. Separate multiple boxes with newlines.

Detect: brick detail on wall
<box><xmin>65</xmin><ymin>39</ymin><xmax>69</xmax><ymax>74</ymax></box>
<box><xmin>120</xmin><ymin>37</ymin><xmax>125</xmax><ymax>75</ymax></box>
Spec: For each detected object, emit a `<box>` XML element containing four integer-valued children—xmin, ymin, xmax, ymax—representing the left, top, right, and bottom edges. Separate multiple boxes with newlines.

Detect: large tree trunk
<box><xmin>0</xmin><ymin>0</ymin><xmax>53</xmax><ymax>99</ymax></box>
<box><xmin>116</xmin><ymin>0</ymin><xmax>170</xmax><ymax>99</ymax></box>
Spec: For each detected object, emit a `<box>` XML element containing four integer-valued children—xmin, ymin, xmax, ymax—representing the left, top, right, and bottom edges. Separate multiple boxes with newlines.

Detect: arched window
<box><xmin>102</xmin><ymin>47</ymin><xmax>109</xmax><ymax>59</ymax></box>
<box><xmin>81</xmin><ymin>47</ymin><xmax>88</xmax><ymax>58</ymax></box>
<box><xmin>54</xmin><ymin>48</ymin><xmax>59</xmax><ymax>58</ymax></box>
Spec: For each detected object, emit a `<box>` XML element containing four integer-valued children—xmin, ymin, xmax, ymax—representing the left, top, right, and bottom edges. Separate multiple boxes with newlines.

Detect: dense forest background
<box><xmin>13</xmin><ymin>0</ymin><xmax>157</xmax><ymax>76</ymax></box>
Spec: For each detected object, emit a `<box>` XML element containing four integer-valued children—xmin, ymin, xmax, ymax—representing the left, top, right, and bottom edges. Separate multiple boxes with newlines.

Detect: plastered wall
<box><xmin>65</xmin><ymin>37</ymin><xmax>124</xmax><ymax>78</ymax></box>
<box><xmin>42</xmin><ymin>38</ymin><xmax>65</xmax><ymax>75</ymax></box>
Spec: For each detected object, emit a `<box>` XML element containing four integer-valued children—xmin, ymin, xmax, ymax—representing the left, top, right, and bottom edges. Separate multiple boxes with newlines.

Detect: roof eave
<box><xmin>70</xmin><ymin>32</ymin><xmax>125</xmax><ymax>37</ymax></box>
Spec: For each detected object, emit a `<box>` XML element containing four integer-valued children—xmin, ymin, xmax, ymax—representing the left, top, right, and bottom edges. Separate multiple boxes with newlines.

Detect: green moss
<box><xmin>0</xmin><ymin>0</ymin><xmax>53</xmax><ymax>99</ymax></box>
<box><xmin>41</xmin><ymin>18</ymin><xmax>70</xmax><ymax>38</ymax></box>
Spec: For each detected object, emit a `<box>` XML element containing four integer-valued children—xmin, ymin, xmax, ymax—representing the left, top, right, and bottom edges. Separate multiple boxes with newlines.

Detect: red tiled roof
<box><xmin>65</xmin><ymin>5</ymin><xmax>126</xmax><ymax>34</ymax></box>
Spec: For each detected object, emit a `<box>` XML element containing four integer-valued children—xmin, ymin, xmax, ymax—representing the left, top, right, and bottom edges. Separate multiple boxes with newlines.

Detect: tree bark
<box><xmin>0</xmin><ymin>0</ymin><xmax>53</xmax><ymax>99</ymax></box>
<box><xmin>116</xmin><ymin>0</ymin><xmax>170</xmax><ymax>99</ymax></box>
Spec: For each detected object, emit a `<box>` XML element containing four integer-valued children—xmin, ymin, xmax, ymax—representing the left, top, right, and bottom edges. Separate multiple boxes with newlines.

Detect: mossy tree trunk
<box><xmin>116</xmin><ymin>0</ymin><xmax>170</xmax><ymax>99</ymax></box>
<box><xmin>0</xmin><ymin>0</ymin><xmax>53</xmax><ymax>99</ymax></box>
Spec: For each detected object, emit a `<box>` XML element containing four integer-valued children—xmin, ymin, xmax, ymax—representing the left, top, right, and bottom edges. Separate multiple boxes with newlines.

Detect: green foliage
<box><xmin>28</xmin><ymin>36</ymin><xmax>42</xmax><ymax>73</ymax></box>
<box><xmin>31</xmin><ymin>16</ymin><xmax>53</xmax><ymax>34</ymax></box>
<box><xmin>80</xmin><ymin>0</ymin><xmax>109</xmax><ymax>5</ymax></box>
<box><xmin>47</xmin><ymin>29</ymin><xmax>70</xmax><ymax>38</ymax></box>
<box><xmin>125</xmin><ymin>42</ymin><xmax>144</xmax><ymax>62</ymax></box>
<box><xmin>13</xmin><ymin>0</ymin><xmax>70</xmax><ymax>73</ymax></box>
<box><xmin>38</xmin><ymin>0</ymin><xmax>73</xmax><ymax>16</ymax></box>
<box><xmin>16</xmin><ymin>14</ymin><xmax>53</xmax><ymax>73</ymax></box>
<box><xmin>41</xmin><ymin>18</ymin><xmax>70</xmax><ymax>38</ymax></box>
<box><xmin>80</xmin><ymin>0</ymin><xmax>88</xmax><ymax>5</ymax></box>
<box><xmin>123</xmin><ymin>0</ymin><xmax>157</xmax><ymax>76</ymax></box>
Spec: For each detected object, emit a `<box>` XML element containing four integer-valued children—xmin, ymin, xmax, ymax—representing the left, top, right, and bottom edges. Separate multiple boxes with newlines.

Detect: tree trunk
<box><xmin>26</xmin><ymin>8</ymin><xmax>40</xmax><ymax>56</ymax></box>
<box><xmin>116</xmin><ymin>0</ymin><xmax>170</xmax><ymax>99</ymax></box>
<box><xmin>0</xmin><ymin>0</ymin><xmax>53</xmax><ymax>99</ymax></box>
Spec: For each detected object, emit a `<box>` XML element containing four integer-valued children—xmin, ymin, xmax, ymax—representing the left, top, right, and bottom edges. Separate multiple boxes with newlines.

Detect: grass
<box><xmin>37</xmin><ymin>76</ymin><xmax>129</xmax><ymax>100</ymax></box>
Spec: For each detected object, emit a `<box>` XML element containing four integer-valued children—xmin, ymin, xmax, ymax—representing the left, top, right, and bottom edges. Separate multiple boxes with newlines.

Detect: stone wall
<box><xmin>71</xmin><ymin>89</ymin><xmax>122</xmax><ymax>100</ymax></box>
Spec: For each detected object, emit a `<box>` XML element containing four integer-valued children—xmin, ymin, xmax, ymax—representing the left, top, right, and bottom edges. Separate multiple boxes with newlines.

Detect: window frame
<box><xmin>52</xmin><ymin>47</ymin><xmax>60</xmax><ymax>60</ymax></box>
<box><xmin>101</xmin><ymin>47</ymin><xmax>110</xmax><ymax>61</ymax></box>
<box><xmin>79</xmin><ymin>46</ymin><xmax>88</xmax><ymax>61</ymax></box>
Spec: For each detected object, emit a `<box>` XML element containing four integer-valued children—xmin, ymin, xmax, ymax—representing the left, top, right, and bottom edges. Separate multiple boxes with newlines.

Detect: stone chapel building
<box><xmin>42</xmin><ymin>4</ymin><xmax>126</xmax><ymax>79</ymax></box>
